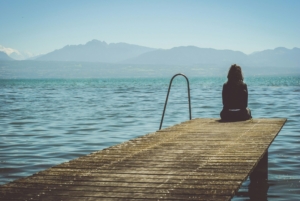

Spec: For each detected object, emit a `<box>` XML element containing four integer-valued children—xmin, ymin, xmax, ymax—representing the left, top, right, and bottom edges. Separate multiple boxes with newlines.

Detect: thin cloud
<box><xmin>0</xmin><ymin>45</ymin><xmax>18</xmax><ymax>55</ymax></box>
<box><xmin>0</xmin><ymin>45</ymin><xmax>35</xmax><ymax>60</ymax></box>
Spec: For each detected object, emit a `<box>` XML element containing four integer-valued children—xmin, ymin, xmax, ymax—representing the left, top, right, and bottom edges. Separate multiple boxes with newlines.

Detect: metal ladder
<box><xmin>159</xmin><ymin>73</ymin><xmax>192</xmax><ymax>130</ymax></box>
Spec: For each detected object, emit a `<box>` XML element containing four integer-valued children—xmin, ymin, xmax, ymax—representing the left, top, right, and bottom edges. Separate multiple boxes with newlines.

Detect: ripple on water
<box><xmin>0</xmin><ymin>77</ymin><xmax>300</xmax><ymax>201</ymax></box>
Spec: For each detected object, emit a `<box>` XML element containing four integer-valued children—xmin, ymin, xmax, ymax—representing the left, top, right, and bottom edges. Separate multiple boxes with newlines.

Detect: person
<box><xmin>220</xmin><ymin>64</ymin><xmax>252</xmax><ymax>121</ymax></box>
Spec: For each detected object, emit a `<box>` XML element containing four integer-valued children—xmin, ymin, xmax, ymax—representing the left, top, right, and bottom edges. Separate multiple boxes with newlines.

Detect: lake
<box><xmin>0</xmin><ymin>76</ymin><xmax>299</xmax><ymax>200</ymax></box>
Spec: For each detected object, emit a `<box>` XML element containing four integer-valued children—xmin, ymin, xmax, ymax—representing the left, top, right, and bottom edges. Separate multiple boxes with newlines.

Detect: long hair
<box><xmin>227</xmin><ymin>64</ymin><xmax>244</xmax><ymax>84</ymax></box>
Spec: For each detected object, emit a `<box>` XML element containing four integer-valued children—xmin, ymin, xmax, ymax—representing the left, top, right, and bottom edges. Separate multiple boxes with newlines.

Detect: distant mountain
<box><xmin>123</xmin><ymin>46</ymin><xmax>248</xmax><ymax>67</ymax></box>
<box><xmin>0</xmin><ymin>51</ymin><xmax>13</xmax><ymax>60</ymax></box>
<box><xmin>124</xmin><ymin>46</ymin><xmax>300</xmax><ymax>68</ymax></box>
<box><xmin>0</xmin><ymin>45</ymin><xmax>35</xmax><ymax>60</ymax></box>
<box><xmin>35</xmin><ymin>40</ymin><xmax>300</xmax><ymax>68</ymax></box>
<box><xmin>9</xmin><ymin>51</ymin><xmax>35</xmax><ymax>60</ymax></box>
<box><xmin>36</xmin><ymin>40</ymin><xmax>156</xmax><ymax>62</ymax></box>
<box><xmin>248</xmin><ymin>47</ymin><xmax>300</xmax><ymax>67</ymax></box>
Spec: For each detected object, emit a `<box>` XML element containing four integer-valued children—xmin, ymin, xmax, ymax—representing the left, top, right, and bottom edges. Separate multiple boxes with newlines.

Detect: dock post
<box><xmin>250</xmin><ymin>150</ymin><xmax>268</xmax><ymax>181</ymax></box>
<box><xmin>249</xmin><ymin>150</ymin><xmax>269</xmax><ymax>199</ymax></box>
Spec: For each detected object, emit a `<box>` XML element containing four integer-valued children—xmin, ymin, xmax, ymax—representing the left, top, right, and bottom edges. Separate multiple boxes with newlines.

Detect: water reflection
<box><xmin>235</xmin><ymin>152</ymin><xmax>269</xmax><ymax>201</ymax></box>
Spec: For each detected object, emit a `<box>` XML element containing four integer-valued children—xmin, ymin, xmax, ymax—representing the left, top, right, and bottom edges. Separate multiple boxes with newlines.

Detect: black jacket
<box><xmin>222</xmin><ymin>82</ymin><xmax>248</xmax><ymax>110</ymax></box>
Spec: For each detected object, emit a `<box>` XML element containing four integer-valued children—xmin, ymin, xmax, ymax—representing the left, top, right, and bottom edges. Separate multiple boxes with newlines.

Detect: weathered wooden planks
<box><xmin>0</xmin><ymin>118</ymin><xmax>286</xmax><ymax>201</ymax></box>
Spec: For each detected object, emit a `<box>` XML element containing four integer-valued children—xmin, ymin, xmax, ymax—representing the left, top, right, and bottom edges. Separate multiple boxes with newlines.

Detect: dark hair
<box><xmin>227</xmin><ymin>64</ymin><xmax>244</xmax><ymax>83</ymax></box>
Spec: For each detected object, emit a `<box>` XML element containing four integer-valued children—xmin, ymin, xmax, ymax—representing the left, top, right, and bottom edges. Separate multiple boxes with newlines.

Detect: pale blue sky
<box><xmin>1</xmin><ymin>0</ymin><xmax>299</xmax><ymax>55</ymax></box>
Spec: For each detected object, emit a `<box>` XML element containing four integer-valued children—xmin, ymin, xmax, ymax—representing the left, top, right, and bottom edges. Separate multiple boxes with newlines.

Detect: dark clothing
<box><xmin>220</xmin><ymin>81</ymin><xmax>252</xmax><ymax>121</ymax></box>
<box><xmin>220</xmin><ymin>108</ymin><xmax>252</xmax><ymax>121</ymax></box>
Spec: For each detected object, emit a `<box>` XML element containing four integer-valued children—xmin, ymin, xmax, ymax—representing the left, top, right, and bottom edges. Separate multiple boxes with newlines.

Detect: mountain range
<box><xmin>1</xmin><ymin>40</ymin><xmax>300</xmax><ymax>68</ymax></box>
<box><xmin>126</xmin><ymin>46</ymin><xmax>300</xmax><ymax>68</ymax></box>
<box><xmin>35</xmin><ymin>40</ymin><xmax>155</xmax><ymax>63</ymax></box>
<box><xmin>0</xmin><ymin>45</ymin><xmax>35</xmax><ymax>60</ymax></box>
<box><xmin>35</xmin><ymin>40</ymin><xmax>300</xmax><ymax>68</ymax></box>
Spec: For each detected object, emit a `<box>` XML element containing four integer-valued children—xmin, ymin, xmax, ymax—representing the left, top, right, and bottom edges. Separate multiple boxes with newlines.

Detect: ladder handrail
<box><xmin>159</xmin><ymin>73</ymin><xmax>192</xmax><ymax>130</ymax></box>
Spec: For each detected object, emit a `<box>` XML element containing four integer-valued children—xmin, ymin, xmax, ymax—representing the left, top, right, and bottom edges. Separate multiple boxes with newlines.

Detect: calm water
<box><xmin>0</xmin><ymin>76</ymin><xmax>299</xmax><ymax>200</ymax></box>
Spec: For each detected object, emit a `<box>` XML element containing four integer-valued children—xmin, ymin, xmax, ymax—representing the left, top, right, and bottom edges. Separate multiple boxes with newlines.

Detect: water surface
<box><xmin>0</xmin><ymin>76</ymin><xmax>299</xmax><ymax>200</ymax></box>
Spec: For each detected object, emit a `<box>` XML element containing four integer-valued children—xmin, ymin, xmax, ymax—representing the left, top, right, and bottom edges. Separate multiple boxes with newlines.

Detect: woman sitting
<box><xmin>220</xmin><ymin>64</ymin><xmax>252</xmax><ymax>121</ymax></box>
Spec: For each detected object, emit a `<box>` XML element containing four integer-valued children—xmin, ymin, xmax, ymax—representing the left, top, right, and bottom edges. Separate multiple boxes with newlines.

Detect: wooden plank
<box><xmin>0</xmin><ymin>118</ymin><xmax>286</xmax><ymax>201</ymax></box>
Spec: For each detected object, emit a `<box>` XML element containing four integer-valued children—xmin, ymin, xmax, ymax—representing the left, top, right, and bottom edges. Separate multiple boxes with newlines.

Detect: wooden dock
<box><xmin>0</xmin><ymin>118</ymin><xmax>286</xmax><ymax>201</ymax></box>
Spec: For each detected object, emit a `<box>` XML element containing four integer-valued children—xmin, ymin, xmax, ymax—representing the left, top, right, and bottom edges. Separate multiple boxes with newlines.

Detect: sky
<box><xmin>0</xmin><ymin>0</ymin><xmax>300</xmax><ymax>57</ymax></box>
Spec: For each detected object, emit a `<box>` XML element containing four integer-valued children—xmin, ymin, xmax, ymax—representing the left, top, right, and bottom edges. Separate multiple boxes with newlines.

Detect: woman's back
<box><xmin>220</xmin><ymin>64</ymin><xmax>252</xmax><ymax>121</ymax></box>
<box><xmin>222</xmin><ymin>81</ymin><xmax>248</xmax><ymax>109</ymax></box>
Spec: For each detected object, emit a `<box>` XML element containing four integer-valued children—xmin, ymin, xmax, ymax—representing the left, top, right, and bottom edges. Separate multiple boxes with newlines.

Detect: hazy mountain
<box><xmin>248</xmin><ymin>47</ymin><xmax>300</xmax><ymax>67</ymax></box>
<box><xmin>0</xmin><ymin>51</ymin><xmax>13</xmax><ymax>60</ymax></box>
<box><xmin>124</xmin><ymin>46</ymin><xmax>300</xmax><ymax>68</ymax></box>
<box><xmin>36</xmin><ymin>40</ymin><xmax>156</xmax><ymax>62</ymax></box>
<box><xmin>123</xmin><ymin>46</ymin><xmax>248</xmax><ymax>67</ymax></box>
<box><xmin>9</xmin><ymin>51</ymin><xmax>35</xmax><ymax>60</ymax></box>
<box><xmin>0</xmin><ymin>45</ymin><xmax>35</xmax><ymax>60</ymax></box>
<box><xmin>34</xmin><ymin>40</ymin><xmax>300</xmax><ymax>68</ymax></box>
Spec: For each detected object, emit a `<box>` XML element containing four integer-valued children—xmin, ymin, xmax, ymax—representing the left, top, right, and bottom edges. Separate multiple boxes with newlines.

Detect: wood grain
<box><xmin>0</xmin><ymin>118</ymin><xmax>286</xmax><ymax>201</ymax></box>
